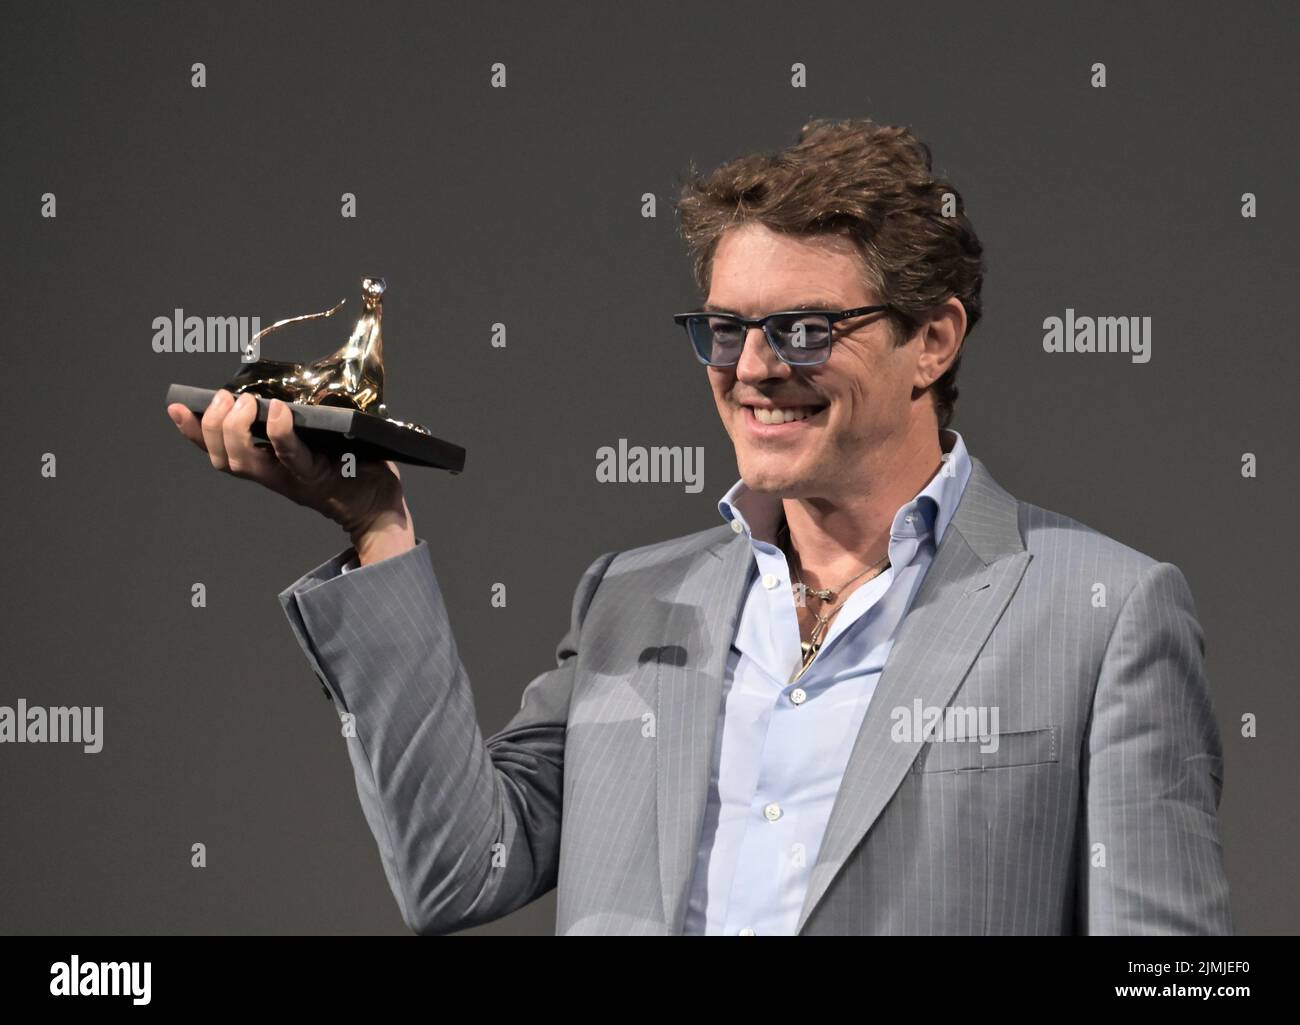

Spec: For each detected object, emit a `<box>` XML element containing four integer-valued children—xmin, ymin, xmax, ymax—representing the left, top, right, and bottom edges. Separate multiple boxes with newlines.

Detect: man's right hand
<box><xmin>167</xmin><ymin>389</ymin><xmax>416</xmax><ymax>565</ymax></box>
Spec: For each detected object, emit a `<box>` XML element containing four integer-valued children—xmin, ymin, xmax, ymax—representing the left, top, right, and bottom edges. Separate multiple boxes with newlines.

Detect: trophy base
<box><xmin>166</xmin><ymin>384</ymin><xmax>465</xmax><ymax>473</ymax></box>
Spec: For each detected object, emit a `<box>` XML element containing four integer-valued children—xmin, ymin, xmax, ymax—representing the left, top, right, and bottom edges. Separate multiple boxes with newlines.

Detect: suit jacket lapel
<box><xmin>794</xmin><ymin>457</ymin><xmax>1031</xmax><ymax>933</ymax></box>
<box><xmin>649</xmin><ymin>458</ymin><xmax>1030</xmax><ymax>935</ymax></box>
<box><xmin>655</xmin><ymin>528</ymin><xmax>753</xmax><ymax>933</ymax></box>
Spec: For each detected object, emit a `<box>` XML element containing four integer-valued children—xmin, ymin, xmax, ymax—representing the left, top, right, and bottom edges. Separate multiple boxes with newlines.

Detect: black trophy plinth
<box><xmin>165</xmin><ymin>384</ymin><xmax>465</xmax><ymax>473</ymax></box>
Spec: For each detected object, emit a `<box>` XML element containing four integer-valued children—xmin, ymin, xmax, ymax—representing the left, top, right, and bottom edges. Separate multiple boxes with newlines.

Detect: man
<box><xmin>167</xmin><ymin>117</ymin><xmax>1232</xmax><ymax>935</ymax></box>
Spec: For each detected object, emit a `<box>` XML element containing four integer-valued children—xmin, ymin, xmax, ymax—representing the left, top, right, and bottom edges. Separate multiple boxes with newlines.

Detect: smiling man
<box><xmin>168</xmin><ymin>116</ymin><xmax>1232</xmax><ymax>935</ymax></box>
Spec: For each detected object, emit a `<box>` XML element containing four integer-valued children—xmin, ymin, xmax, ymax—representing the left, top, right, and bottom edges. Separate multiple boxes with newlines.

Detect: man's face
<box><xmin>704</xmin><ymin>222</ymin><xmax>921</xmax><ymax>501</ymax></box>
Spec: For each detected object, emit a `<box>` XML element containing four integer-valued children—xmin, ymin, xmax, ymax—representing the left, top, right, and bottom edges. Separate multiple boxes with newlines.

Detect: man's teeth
<box><xmin>751</xmin><ymin>406</ymin><xmax>822</xmax><ymax>425</ymax></box>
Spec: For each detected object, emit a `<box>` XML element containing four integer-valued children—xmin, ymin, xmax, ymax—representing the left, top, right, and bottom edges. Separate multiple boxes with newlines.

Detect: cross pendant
<box><xmin>792</xmin><ymin>582</ymin><xmax>834</xmax><ymax>604</ymax></box>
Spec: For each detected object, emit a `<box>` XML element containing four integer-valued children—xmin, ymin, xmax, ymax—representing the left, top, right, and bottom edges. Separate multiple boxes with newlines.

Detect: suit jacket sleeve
<box><xmin>1079</xmin><ymin>561</ymin><xmax>1232</xmax><ymax>934</ymax></box>
<box><xmin>278</xmin><ymin>539</ymin><xmax>618</xmax><ymax>935</ymax></box>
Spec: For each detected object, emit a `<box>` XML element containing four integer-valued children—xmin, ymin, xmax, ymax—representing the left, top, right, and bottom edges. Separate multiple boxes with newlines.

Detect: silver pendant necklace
<box><xmin>778</xmin><ymin>522</ymin><xmax>890</xmax><ymax>682</ymax></box>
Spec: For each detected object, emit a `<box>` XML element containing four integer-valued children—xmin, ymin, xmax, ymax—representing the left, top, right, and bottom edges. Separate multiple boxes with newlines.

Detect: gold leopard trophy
<box><xmin>225</xmin><ymin>275</ymin><xmax>432</xmax><ymax>436</ymax></box>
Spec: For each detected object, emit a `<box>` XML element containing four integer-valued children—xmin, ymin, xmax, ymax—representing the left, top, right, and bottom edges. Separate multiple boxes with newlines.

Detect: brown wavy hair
<box><xmin>674</xmin><ymin>117</ymin><xmax>985</xmax><ymax>429</ymax></box>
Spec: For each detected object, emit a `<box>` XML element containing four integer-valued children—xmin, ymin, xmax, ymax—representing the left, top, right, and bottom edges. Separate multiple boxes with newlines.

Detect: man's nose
<box><xmin>735</xmin><ymin>325</ymin><xmax>791</xmax><ymax>382</ymax></box>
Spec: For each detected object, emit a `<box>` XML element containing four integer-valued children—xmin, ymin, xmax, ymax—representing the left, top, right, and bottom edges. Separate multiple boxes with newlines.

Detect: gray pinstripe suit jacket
<box><xmin>279</xmin><ymin>456</ymin><xmax>1232</xmax><ymax>935</ymax></box>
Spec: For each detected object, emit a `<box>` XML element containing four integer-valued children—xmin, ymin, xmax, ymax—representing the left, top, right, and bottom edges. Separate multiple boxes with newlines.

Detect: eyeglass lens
<box><xmin>688</xmin><ymin>314</ymin><xmax>832</xmax><ymax>365</ymax></box>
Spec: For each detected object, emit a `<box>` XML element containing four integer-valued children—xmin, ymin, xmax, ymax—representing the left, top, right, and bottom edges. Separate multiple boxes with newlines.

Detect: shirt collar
<box><xmin>717</xmin><ymin>429</ymin><xmax>972</xmax><ymax>548</ymax></box>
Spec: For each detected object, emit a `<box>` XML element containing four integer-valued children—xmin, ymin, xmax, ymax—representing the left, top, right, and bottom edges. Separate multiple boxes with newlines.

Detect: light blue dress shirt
<box><xmin>681</xmin><ymin>430</ymin><xmax>972</xmax><ymax>935</ymax></box>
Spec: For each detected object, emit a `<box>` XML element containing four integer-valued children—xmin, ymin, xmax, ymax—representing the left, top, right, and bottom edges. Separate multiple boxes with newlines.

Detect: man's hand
<box><xmin>167</xmin><ymin>389</ymin><xmax>416</xmax><ymax>565</ymax></box>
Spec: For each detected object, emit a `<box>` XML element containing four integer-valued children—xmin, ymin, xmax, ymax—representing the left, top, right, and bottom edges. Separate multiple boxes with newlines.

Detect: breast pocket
<box><xmin>910</xmin><ymin>725</ymin><xmax>1060</xmax><ymax>773</ymax></box>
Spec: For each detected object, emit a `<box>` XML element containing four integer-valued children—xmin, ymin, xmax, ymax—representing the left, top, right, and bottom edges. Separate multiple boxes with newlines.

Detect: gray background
<box><xmin>1</xmin><ymin>0</ymin><xmax>1295</xmax><ymax>935</ymax></box>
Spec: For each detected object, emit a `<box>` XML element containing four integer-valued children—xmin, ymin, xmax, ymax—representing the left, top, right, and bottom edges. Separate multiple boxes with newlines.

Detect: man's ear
<box><xmin>912</xmin><ymin>297</ymin><xmax>967</xmax><ymax>390</ymax></box>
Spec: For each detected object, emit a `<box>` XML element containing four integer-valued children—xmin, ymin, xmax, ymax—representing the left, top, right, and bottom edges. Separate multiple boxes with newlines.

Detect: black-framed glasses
<box><xmin>672</xmin><ymin>304</ymin><xmax>893</xmax><ymax>367</ymax></box>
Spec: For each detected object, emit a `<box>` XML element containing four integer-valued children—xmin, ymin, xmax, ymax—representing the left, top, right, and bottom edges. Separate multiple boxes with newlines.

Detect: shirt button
<box><xmin>738</xmin><ymin>928</ymin><xmax>756</xmax><ymax>936</ymax></box>
<box><xmin>763</xmin><ymin>802</ymin><xmax>782</xmax><ymax>822</ymax></box>
<box><xmin>762</xmin><ymin>573</ymin><xmax>779</xmax><ymax>590</ymax></box>
<box><xmin>730</xmin><ymin>520</ymin><xmax>744</xmax><ymax>534</ymax></box>
<box><xmin>904</xmin><ymin>514</ymin><xmax>914</xmax><ymax>525</ymax></box>
<box><xmin>790</xmin><ymin>687</ymin><xmax>807</xmax><ymax>705</ymax></box>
